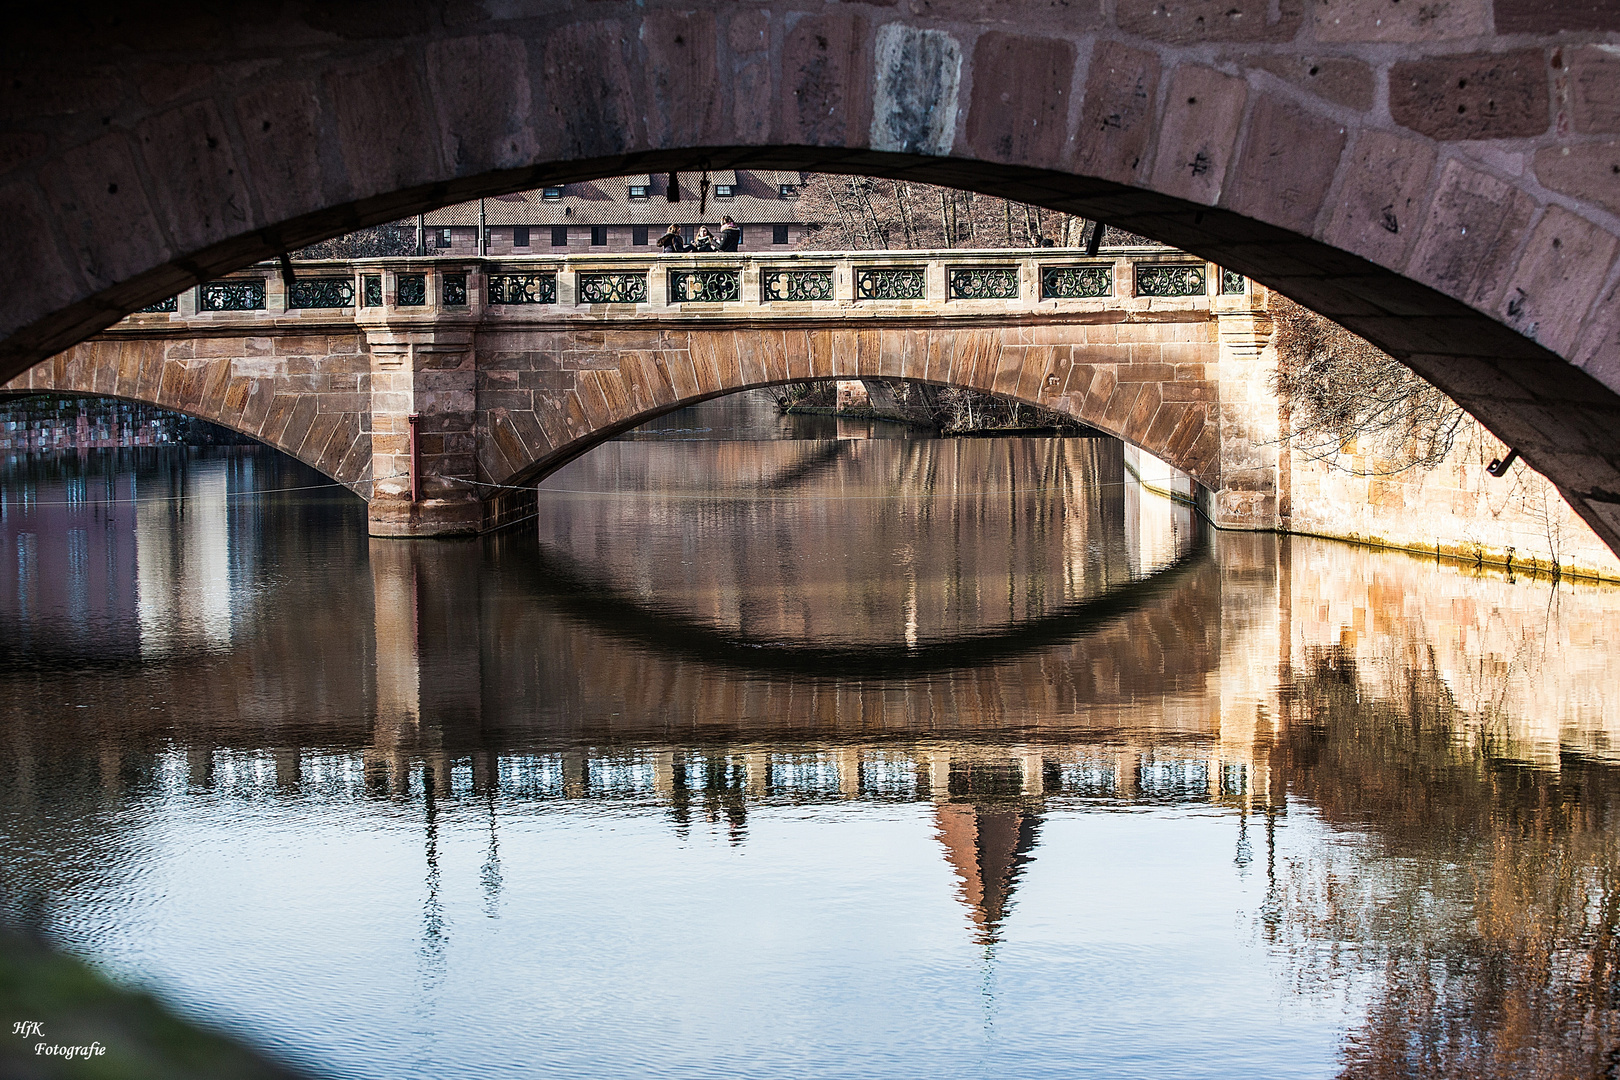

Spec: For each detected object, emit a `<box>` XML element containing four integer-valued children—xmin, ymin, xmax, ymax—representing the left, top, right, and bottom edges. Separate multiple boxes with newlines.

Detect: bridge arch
<box><xmin>3</xmin><ymin>6</ymin><xmax>1617</xmax><ymax>547</ymax></box>
<box><xmin>2</xmin><ymin>338</ymin><xmax>372</xmax><ymax>495</ymax></box>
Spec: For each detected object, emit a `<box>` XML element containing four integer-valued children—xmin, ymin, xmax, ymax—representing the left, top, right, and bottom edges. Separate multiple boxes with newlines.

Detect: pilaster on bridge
<box><xmin>4</xmin><ymin>249</ymin><xmax>1283</xmax><ymax>538</ymax></box>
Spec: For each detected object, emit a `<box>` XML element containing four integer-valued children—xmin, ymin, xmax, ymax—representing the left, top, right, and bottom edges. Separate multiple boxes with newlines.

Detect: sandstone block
<box><xmin>1248</xmin><ymin>55</ymin><xmax>1374</xmax><ymax>111</ymax></box>
<box><xmin>1325</xmin><ymin>130</ymin><xmax>1437</xmax><ymax>270</ymax></box>
<box><xmin>1484</xmin><ymin>207</ymin><xmax>1618</xmax><ymax>357</ymax></box>
<box><xmin>1406</xmin><ymin>159</ymin><xmax>1538</xmax><ymax>307</ymax></box>
<box><xmin>37</xmin><ymin>135</ymin><xmax>170</xmax><ymax>292</ymax></box>
<box><xmin>425</xmin><ymin>35</ymin><xmax>538</xmax><ymax>177</ymax></box>
<box><xmin>964</xmin><ymin>32</ymin><xmax>1073</xmax><ymax>165</ymax></box>
<box><xmin>1225</xmin><ymin>95</ymin><xmax>1347</xmax><ymax>236</ymax></box>
<box><xmin>234</xmin><ymin>80</ymin><xmax>329</xmax><ymax>229</ymax></box>
<box><xmin>1150</xmin><ymin>65</ymin><xmax>1247</xmax><ymax>206</ymax></box>
<box><xmin>1116</xmin><ymin>0</ymin><xmax>1301</xmax><ymax>42</ymax></box>
<box><xmin>1570</xmin><ymin>46</ymin><xmax>1620</xmax><ymax>134</ymax></box>
<box><xmin>780</xmin><ymin>14</ymin><xmax>868</xmax><ymax>147</ymax></box>
<box><xmin>327</xmin><ymin>57</ymin><xmax>449</xmax><ymax>198</ymax></box>
<box><xmin>1071</xmin><ymin>41</ymin><xmax>1159</xmax><ymax>185</ymax></box>
<box><xmin>1389</xmin><ymin>50</ymin><xmax>1550</xmax><ymax>141</ymax></box>
<box><xmin>1496</xmin><ymin>0</ymin><xmax>1620</xmax><ymax>32</ymax></box>
<box><xmin>1535</xmin><ymin>144</ymin><xmax>1620</xmax><ymax>218</ymax></box>
<box><xmin>640</xmin><ymin>11</ymin><xmax>722</xmax><ymax>146</ymax></box>
<box><xmin>1313</xmin><ymin>0</ymin><xmax>1489</xmax><ymax>42</ymax></box>
<box><xmin>135</xmin><ymin>100</ymin><xmax>254</xmax><ymax>253</ymax></box>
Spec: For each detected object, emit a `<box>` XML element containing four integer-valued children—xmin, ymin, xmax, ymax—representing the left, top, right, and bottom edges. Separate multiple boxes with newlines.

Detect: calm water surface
<box><xmin>2</xmin><ymin>392</ymin><xmax>1619</xmax><ymax>1079</ymax></box>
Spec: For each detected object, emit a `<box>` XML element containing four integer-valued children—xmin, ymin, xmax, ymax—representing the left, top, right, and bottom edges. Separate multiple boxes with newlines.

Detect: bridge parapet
<box><xmin>116</xmin><ymin>248</ymin><xmax>1246</xmax><ymax>332</ymax></box>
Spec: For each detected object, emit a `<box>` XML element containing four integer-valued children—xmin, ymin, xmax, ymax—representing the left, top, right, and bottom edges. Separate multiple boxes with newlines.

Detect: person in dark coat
<box><xmin>718</xmin><ymin>215</ymin><xmax>741</xmax><ymax>252</ymax></box>
<box><xmin>656</xmin><ymin>224</ymin><xmax>686</xmax><ymax>253</ymax></box>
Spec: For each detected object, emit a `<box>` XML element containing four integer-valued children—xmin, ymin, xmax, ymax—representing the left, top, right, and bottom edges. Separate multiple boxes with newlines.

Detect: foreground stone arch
<box><xmin>2</xmin><ymin>4</ymin><xmax>1617</xmax><ymax>546</ymax></box>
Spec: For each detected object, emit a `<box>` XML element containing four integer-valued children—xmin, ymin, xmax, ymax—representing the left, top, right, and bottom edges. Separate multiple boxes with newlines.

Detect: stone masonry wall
<box><xmin>1</xmin><ymin>334</ymin><xmax>374</xmax><ymax>494</ymax></box>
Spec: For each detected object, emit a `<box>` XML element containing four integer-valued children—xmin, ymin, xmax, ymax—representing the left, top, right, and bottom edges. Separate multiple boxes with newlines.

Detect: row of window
<box><xmin>543</xmin><ymin>183</ymin><xmax>796</xmax><ymax>201</ymax></box>
<box><xmin>432</xmin><ymin>224</ymin><xmax>793</xmax><ymax>249</ymax></box>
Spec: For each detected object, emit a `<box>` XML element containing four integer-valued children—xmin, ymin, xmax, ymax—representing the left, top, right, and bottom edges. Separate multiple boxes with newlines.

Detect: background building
<box><xmin>422</xmin><ymin>171</ymin><xmax>815</xmax><ymax>255</ymax></box>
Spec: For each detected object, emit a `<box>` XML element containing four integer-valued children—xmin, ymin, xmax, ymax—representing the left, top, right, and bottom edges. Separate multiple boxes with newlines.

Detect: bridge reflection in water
<box><xmin>3</xmin><ymin>405</ymin><xmax>1620</xmax><ymax>1076</ymax></box>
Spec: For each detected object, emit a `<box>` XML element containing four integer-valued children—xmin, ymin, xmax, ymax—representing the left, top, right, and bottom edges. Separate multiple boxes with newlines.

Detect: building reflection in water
<box><xmin>4</xmin><ymin>398</ymin><xmax>1620</xmax><ymax>1077</ymax></box>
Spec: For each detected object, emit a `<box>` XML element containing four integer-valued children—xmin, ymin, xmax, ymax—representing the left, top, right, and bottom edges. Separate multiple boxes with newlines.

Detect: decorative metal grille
<box><xmin>761</xmin><ymin>269</ymin><xmax>834</xmax><ymax>302</ymax></box>
<box><xmin>1220</xmin><ymin>268</ymin><xmax>1246</xmax><ymax>295</ymax></box>
<box><xmin>443</xmin><ymin>273</ymin><xmax>468</xmax><ymax>306</ymax></box>
<box><xmin>855</xmin><ymin>268</ymin><xmax>925</xmax><ymax>300</ymax></box>
<box><xmin>138</xmin><ymin>296</ymin><xmax>178</xmax><ymax>313</ymax></box>
<box><xmin>1040</xmin><ymin>265</ymin><xmax>1112</xmax><ymax>299</ymax></box>
<box><xmin>488</xmin><ymin>273</ymin><xmax>557</xmax><ymax>305</ymax></box>
<box><xmin>1135</xmin><ymin>264</ymin><xmax>1207</xmax><ymax>297</ymax></box>
<box><xmin>287</xmin><ymin>277</ymin><xmax>355</xmax><ymax>309</ymax></box>
<box><xmin>948</xmin><ymin>266</ymin><xmax>1019</xmax><ymax>300</ymax></box>
<box><xmin>363</xmin><ymin>275</ymin><xmax>382</xmax><ymax>307</ymax></box>
<box><xmin>669</xmin><ymin>269</ymin><xmax>741</xmax><ymax>303</ymax></box>
<box><xmin>578</xmin><ymin>272</ymin><xmax>648</xmax><ymax>304</ymax></box>
<box><xmin>397</xmin><ymin>273</ymin><xmax>427</xmax><ymax>306</ymax></box>
<box><xmin>199</xmin><ymin>279</ymin><xmax>265</xmax><ymax>311</ymax></box>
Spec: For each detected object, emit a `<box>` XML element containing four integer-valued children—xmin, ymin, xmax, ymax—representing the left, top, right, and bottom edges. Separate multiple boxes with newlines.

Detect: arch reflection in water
<box><xmin>3</xmin><ymin>398</ymin><xmax>1620</xmax><ymax>1079</ymax></box>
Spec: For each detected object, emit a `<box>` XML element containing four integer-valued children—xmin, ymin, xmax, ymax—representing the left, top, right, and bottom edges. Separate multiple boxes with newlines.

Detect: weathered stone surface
<box><xmin>1325</xmin><ymin>131</ymin><xmax>1437</xmax><ymax>270</ymax></box>
<box><xmin>1407</xmin><ymin>160</ymin><xmax>1539</xmax><ymax>306</ymax></box>
<box><xmin>1071</xmin><ymin>41</ymin><xmax>1159</xmax><ymax>185</ymax></box>
<box><xmin>1389</xmin><ymin>50</ymin><xmax>1551</xmax><ymax>141</ymax></box>
<box><xmin>1150</xmin><ymin>66</ymin><xmax>1247</xmax><ymax>206</ymax></box>
<box><xmin>1116</xmin><ymin>0</ymin><xmax>1301</xmax><ymax>42</ymax></box>
<box><xmin>1496</xmin><ymin>0</ymin><xmax>1620</xmax><ymax>33</ymax></box>
<box><xmin>1248</xmin><ymin>55</ymin><xmax>1375</xmax><ymax>111</ymax></box>
<box><xmin>1225</xmin><ymin>96</ymin><xmax>1347</xmax><ymax>235</ymax></box>
<box><xmin>1485</xmin><ymin>207</ymin><xmax>1619</xmax><ymax>357</ymax></box>
<box><xmin>1569</xmin><ymin>46</ymin><xmax>1620</xmax><ymax>134</ymax></box>
<box><xmin>1314</xmin><ymin>0</ymin><xmax>1491</xmax><ymax>42</ymax></box>
<box><xmin>869</xmin><ymin>24</ymin><xmax>962</xmax><ymax>157</ymax></box>
<box><xmin>964</xmin><ymin>32</ymin><xmax>1073</xmax><ymax>165</ymax></box>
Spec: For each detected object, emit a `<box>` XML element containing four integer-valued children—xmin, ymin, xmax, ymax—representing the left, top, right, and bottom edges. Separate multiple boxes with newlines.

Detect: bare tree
<box><xmin>1271</xmin><ymin>295</ymin><xmax>1467</xmax><ymax>475</ymax></box>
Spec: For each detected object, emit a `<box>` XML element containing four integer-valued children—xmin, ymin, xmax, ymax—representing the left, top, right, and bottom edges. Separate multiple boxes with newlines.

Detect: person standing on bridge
<box><xmin>657</xmin><ymin>224</ymin><xmax>687</xmax><ymax>253</ymax></box>
<box><xmin>717</xmin><ymin>215</ymin><xmax>741</xmax><ymax>252</ymax></box>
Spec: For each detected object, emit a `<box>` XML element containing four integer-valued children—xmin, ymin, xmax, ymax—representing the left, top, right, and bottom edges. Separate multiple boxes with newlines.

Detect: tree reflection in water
<box><xmin>1275</xmin><ymin>646</ymin><xmax>1620</xmax><ymax>1078</ymax></box>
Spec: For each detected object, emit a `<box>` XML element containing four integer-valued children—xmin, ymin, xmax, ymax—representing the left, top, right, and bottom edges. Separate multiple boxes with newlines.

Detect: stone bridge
<box><xmin>4</xmin><ymin>248</ymin><xmax>1277</xmax><ymax>536</ymax></box>
<box><xmin>3</xmin><ymin>3</ymin><xmax>1619</xmax><ymax>554</ymax></box>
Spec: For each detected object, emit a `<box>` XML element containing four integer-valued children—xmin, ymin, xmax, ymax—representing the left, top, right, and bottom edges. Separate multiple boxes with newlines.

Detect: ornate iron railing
<box><xmin>761</xmin><ymin>269</ymin><xmax>834</xmax><ymax>302</ymax></box>
<box><xmin>488</xmin><ymin>273</ymin><xmax>557</xmax><ymax>305</ymax></box>
<box><xmin>856</xmin><ymin>268</ymin><xmax>925</xmax><ymax>300</ymax></box>
<box><xmin>288</xmin><ymin>277</ymin><xmax>355</xmax><ymax>309</ymax></box>
<box><xmin>1220</xmin><ymin>268</ymin><xmax>1246</xmax><ymax>295</ymax></box>
<box><xmin>363</xmin><ymin>275</ymin><xmax>382</xmax><ymax>307</ymax></box>
<box><xmin>199</xmin><ymin>280</ymin><xmax>265</xmax><ymax>311</ymax></box>
<box><xmin>443</xmin><ymin>273</ymin><xmax>468</xmax><ymax>306</ymax></box>
<box><xmin>397</xmin><ymin>273</ymin><xmax>427</xmax><ymax>306</ymax></box>
<box><xmin>948</xmin><ymin>266</ymin><xmax>1019</xmax><ymax>300</ymax></box>
<box><xmin>669</xmin><ymin>269</ymin><xmax>741</xmax><ymax>303</ymax></box>
<box><xmin>1040</xmin><ymin>265</ymin><xmax>1112</xmax><ymax>299</ymax></box>
<box><xmin>1135</xmin><ymin>264</ymin><xmax>1206</xmax><ymax>297</ymax></box>
<box><xmin>138</xmin><ymin>296</ymin><xmax>178</xmax><ymax>313</ymax></box>
<box><xmin>578</xmin><ymin>272</ymin><xmax>648</xmax><ymax>304</ymax></box>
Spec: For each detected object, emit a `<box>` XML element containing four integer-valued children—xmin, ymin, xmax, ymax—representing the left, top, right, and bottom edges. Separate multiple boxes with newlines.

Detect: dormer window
<box><xmin>542</xmin><ymin>186</ymin><xmax>564</xmax><ymax>201</ymax></box>
<box><xmin>778</xmin><ymin>184</ymin><xmax>798</xmax><ymax>199</ymax></box>
<box><xmin>628</xmin><ymin>185</ymin><xmax>649</xmax><ymax>200</ymax></box>
<box><xmin>714</xmin><ymin>184</ymin><xmax>734</xmax><ymax>198</ymax></box>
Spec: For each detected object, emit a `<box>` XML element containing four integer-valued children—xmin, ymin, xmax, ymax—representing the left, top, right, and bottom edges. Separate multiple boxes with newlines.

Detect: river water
<box><xmin>2</xmin><ymin>392</ymin><xmax>1619</xmax><ymax>1079</ymax></box>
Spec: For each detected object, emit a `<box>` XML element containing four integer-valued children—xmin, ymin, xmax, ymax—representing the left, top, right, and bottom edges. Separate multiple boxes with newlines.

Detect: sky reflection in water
<box><xmin>1</xmin><ymin>392</ymin><xmax>1618</xmax><ymax>1079</ymax></box>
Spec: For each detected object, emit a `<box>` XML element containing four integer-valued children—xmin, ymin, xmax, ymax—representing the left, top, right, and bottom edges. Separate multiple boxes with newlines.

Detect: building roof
<box><xmin>424</xmin><ymin>171</ymin><xmax>811</xmax><ymax>228</ymax></box>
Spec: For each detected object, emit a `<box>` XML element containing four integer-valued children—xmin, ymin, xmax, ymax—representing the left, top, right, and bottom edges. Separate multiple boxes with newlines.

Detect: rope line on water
<box><xmin>1</xmin><ymin>472</ymin><xmax>407</xmax><ymax>509</ymax></box>
<box><xmin>444</xmin><ymin>474</ymin><xmax>1198</xmax><ymax>501</ymax></box>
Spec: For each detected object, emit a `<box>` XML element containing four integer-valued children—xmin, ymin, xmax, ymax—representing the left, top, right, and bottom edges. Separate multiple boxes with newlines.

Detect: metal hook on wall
<box><xmin>1487</xmin><ymin>448</ymin><xmax>1519</xmax><ymax>477</ymax></box>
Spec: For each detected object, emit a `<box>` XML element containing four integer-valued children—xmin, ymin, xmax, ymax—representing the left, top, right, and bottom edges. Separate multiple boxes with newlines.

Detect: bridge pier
<box><xmin>365</xmin><ymin>325</ymin><xmax>483</xmax><ymax>538</ymax></box>
<box><xmin>1210</xmin><ymin>303</ymin><xmax>1281</xmax><ymax>531</ymax></box>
